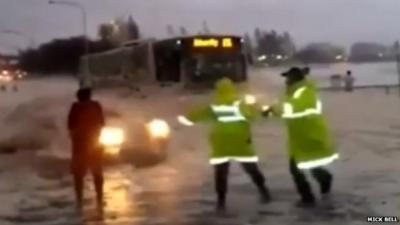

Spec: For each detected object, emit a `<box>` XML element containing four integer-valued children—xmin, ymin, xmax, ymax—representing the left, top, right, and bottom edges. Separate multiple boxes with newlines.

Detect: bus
<box><xmin>83</xmin><ymin>35</ymin><xmax>248</xmax><ymax>89</ymax></box>
<box><xmin>154</xmin><ymin>35</ymin><xmax>248</xmax><ymax>88</ymax></box>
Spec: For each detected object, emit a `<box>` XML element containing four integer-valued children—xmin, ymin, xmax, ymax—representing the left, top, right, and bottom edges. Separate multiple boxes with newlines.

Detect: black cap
<box><xmin>281</xmin><ymin>67</ymin><xmax>304</xmax><ymax>78</ymax></box>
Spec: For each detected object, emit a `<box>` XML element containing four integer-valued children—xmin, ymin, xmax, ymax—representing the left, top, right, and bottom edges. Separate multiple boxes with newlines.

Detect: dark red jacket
<box><xmin>68</xmin><ymin>100</ymin><xmax>105</xmax><ymax>138</ymax></box>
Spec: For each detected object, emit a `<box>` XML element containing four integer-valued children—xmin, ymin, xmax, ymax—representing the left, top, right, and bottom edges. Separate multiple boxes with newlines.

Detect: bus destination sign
<box><xmin>193</xmin><ymin>38</ymin><xmax>234</xmax><ymax>48</ymax></box>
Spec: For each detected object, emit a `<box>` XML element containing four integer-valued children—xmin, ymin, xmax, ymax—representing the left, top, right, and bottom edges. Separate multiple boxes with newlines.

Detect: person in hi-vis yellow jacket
<box><xmin>178</xmin><ymin>78</ymin><xmax>271</xmax><ymax>212</ymax></box>
<box><xmin>264</xmin><ymin>67</ymin><xmax>338</xmax><ymax>208</ymax></box>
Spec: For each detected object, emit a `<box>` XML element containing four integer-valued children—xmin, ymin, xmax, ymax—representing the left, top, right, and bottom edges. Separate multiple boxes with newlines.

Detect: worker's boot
<box><xmin>295</xmin><ymin>197</ymin><xmax>316</xmax><ymax>208</ymax></box>
<box><xmin>259</xmin><ymin>186</ymin><xmax>272</xmax><ymax>204</ymax></box>
<box><xmin>321</xmin><ymin>193</ymin><xmax>331</xmax><ymax>201</ymax></box>
<box><xmin>216</xmin><ymin>194</ymin><xmax>226</xmax><ymax>213</ymax></box>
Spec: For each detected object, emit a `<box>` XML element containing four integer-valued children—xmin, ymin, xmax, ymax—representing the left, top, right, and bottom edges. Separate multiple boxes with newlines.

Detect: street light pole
<box><xmin>49</xmin><ymin>0</ymin><xmax>90</xmax><ymax>88</ymax></box>
<box><xmin>395</xmin><ymin>41</ymin><xmax>400</xmax><ymax>96</ymax></box>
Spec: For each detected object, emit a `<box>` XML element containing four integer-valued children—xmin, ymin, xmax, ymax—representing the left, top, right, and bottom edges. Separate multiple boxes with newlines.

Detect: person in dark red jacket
<box><xmin>68</xmin><ymin>88</ymin><xmax>105</xmax><ymax>209</ymax></box>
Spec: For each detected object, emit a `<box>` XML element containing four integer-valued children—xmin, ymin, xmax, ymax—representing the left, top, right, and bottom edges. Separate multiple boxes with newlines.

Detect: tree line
<box><xmin>19</xmin><ymin>16</ymin><xmax>140</xmax><ymax>74</ymax></box>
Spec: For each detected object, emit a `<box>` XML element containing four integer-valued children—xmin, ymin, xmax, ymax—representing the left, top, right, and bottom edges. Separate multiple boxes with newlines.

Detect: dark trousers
<box><xmin>214</xmin><ymin>162</ymin><xmax>269</xmax><ymax>207</ymax></box>
<box><xmin>289</xmin><ymin>159</ymin><xmax>332</xmax><ymax>202</ymax></box>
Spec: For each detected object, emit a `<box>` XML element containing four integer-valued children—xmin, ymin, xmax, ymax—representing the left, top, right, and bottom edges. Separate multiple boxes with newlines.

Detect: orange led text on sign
<box><xmin>193</xmin><ymin>38</ymin><xmax>219</xmax><ymax>48</ymax></box>
<box><xmin>193</xmin><ymin>38</ymin><xmax>234</xmax><ymax>48</ymax></box>
<box><xmin>222</xmin><ymin>38</ymin><xmax>233</xmax><ymax>48</ymax></box>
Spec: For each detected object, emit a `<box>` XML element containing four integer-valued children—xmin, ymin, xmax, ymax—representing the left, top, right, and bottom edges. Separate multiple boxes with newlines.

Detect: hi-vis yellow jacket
<box><xmin>272</xmin><ymin>79</ymin><xmax>338</xmax><ymax>170</ymax></box>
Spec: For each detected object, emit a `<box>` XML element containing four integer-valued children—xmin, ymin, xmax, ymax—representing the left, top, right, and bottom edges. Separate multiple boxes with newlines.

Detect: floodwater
<box><xmin>262</xmin><ymin>62</ymin><xmax>400</xmax><ymax>87</ymax></box>
<box><xmin>0</xmin><ymin>64</ymin><xmax>395</xmax><ymax>225</ymax></box>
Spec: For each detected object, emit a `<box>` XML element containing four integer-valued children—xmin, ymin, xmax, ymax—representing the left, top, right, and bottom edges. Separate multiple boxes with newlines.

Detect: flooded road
<box><xmin>0</xmin><ymin>75</ymin><xmax>392</xmax><ymax>225</ymax></box>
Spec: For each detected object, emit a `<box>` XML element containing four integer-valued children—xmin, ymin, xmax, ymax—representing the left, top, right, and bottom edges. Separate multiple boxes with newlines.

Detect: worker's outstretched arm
<box><xmin>177</xmin><ymin>106</ymin><xmax>214</xmax><ymax>126</ymax></box>
<box><xmin>239</xmin><ymin>102</ymin><xmax>264</xmax><ymax>122</ymax></box>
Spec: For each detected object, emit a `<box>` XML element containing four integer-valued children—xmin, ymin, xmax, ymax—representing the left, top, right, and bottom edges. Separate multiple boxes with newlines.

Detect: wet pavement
<box><xmin>0</xmin><ymin>151</ymin><xmax>381</xmax><ymax>225</ymax></box>
<box><xmin>0</xmin><ymin>78</ymin><xmax>393</xmax><ymax>225</ymax></box>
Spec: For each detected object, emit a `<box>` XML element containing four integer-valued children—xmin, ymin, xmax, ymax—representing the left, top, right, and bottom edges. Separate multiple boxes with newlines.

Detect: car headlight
<box><xmin>146</xmin><ymin>119</ymin><xmax>170</xmax><ymax>139</ymax></box>
<box><xmin>99</xmin><ymin>127</ymin><xmax>125</xmax><ymax>154</ymax></box>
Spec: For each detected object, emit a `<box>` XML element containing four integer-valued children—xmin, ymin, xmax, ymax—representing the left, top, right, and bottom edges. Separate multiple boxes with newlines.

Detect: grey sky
<box><xmin>0</xmin><ymin>0</ymin><xmax>399</xmax><ymax>53</ymax></box>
